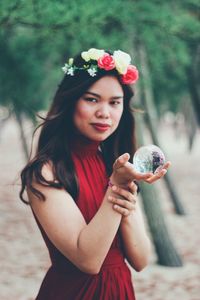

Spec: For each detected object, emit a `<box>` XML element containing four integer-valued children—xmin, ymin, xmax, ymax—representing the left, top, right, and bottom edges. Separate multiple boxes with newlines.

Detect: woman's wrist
<box><xmin>109</xmin><ymin>175</ymin><xmax>140</xmax><ymax>194</ymax></box>
<box><xmin>108</xmin><ymin>175</ymin><xmax>127</xmax><ymax>188</ymax></box>
<box><xmin>108</xmin><ymin>174</ymin><xmax>118</xmax><ymax>186</ymax></box>
<box><xmin>108</xmin><ymin>176</ymin><xmax>132</xmax><ymax>191</ymax></box>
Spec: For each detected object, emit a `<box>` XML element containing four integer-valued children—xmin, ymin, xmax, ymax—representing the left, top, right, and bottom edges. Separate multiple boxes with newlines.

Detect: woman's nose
<box><xmin>96</xmin><ymin>105</ymin><xmax>110</xmax><ymax>118</ymax></box>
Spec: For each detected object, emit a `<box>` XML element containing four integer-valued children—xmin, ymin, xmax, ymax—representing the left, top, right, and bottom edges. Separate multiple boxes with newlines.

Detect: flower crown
<box><xmin>62</xmin><ymin>48</ymin><xmax>139</xmax><ymax>85</ymax></box>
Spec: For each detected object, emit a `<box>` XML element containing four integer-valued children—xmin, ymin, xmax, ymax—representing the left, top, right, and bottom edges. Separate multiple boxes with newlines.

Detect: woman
<box><xmin>20</xmin><ymin>48</ymin><xmax>170</xmax><ymax>300</ymax></box>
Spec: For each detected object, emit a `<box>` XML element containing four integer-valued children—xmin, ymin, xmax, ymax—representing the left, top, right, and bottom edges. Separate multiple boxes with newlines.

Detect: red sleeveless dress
<box><xmin>34</xmin><ymin>139</ymin><xmax>136</xmax><ymax>300</ymax></box>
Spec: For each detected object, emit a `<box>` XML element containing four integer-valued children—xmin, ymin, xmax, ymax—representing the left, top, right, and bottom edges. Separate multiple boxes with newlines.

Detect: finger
<box><xmin>130</xmin><ymin>166</ymin><xmax>153</xmax><ymax>181</ymax></box>
<box><xmin>111</xmin><ymin>185</ymin><xmax>136</xmax><ymax>202</ymax></box>
<box><xmin>145</xmin><ymin>161</ymin><xmax>171</xmax><ymax>184</ymax></box>
<box><xmin>155</xmin><ymin>161</ymin><xmax>171</xmax><ymax>173</ymax></box>
<box><xmin>113</xmin><ymin>153</ymin><xmax>130</xmax><ymax>170</ymax></box>
<box><xmin>163</xmin><ymin>161</ymin><xmax>171</xmax><ymax>170</ymax></box>
<box><xmin>122</xmin><ymin>162</ymin><xmax>154</xmax><ymax>181</ymax></box>
<box><xmin>127</xmin><ymin>181</ymin><xmax>138</xmax><ymax>194</ymax></box>
<box><xmin>108</xmin><ymin>196</ymin><xmax>136</xmax><ymax>209</ymax></box>
<box><xmin>113</xmin><ymin>204</ymin><xmax>131</xmax><ymax>217</ymax></box>
<box><xmin>145</xmin><ymin>169</ymin><xmax>167</xmax><ymax>184</ymax></box>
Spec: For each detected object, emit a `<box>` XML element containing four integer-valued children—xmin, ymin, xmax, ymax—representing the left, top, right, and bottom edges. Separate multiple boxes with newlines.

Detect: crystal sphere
<box><xmin>133</xmin><ymin>145</ymin><xmax>165</xmax><ymax>174</ymax></box>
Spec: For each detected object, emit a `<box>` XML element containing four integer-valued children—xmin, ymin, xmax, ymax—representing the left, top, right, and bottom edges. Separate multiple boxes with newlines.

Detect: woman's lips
<box><xmin>91</xmin><ymin>123</ymin><xmax>111</xmax><ymax>132</ymax></box>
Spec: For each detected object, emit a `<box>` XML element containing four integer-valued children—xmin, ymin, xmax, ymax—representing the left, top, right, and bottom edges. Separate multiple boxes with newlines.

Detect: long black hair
<box><xmin>20</xmin><ymin>52</ymin><xmax>137</xmax><ymax>204</ymax></box>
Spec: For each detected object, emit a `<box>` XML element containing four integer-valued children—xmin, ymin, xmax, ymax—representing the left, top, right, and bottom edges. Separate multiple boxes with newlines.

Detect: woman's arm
<box><xmin>119</xmin><ymin>201</ymin><xmax>151</xmax><ymax>272</ymax></box>
<box><xmin>29</xmin><ymin>166</ymin><xmax>122</xmax><ymax>275</ymax></box>
<box><xmin>29</xmin><ymin>158</ymin><xmax>141</xmax><ymax>275</ymax></box>
<box><xmin>107</xmin><ymin>182</ymin><xmax>151</xmax><ymax>271</ymax></box>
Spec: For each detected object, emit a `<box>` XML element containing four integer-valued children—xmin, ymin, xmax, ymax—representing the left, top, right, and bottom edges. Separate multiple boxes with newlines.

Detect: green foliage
<box><xmin>124</xmin><ymin>1</ymin><xmax>199</xmax><ymax>112</ymax></box>
<box><xmin>0</xmin><ymin>31</ymin><xmax>47</xmax><ymax>119</ymax></box>
<box><xmin>0</xmin><ymin>0</ymin><xmax>199</xmax><ymax>118</ymax></box>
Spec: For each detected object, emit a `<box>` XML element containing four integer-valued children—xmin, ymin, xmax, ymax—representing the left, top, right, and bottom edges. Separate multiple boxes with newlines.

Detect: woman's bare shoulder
<box><xmin>27</xmin><ymin>160</ymin><xmax>58</xmax><ymax>202</ymax></box>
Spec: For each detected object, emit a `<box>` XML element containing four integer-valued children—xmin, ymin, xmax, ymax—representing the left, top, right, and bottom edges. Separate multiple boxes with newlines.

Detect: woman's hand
<box><xmin>110</xmin><ymin>153</ymin><xmax>171</xmax><ymax>186</ymax></box>
<box><xmin>144</xmin><ymin>161</ymin><xmax>171</xmax><ymax>183</ymax></box>
<box><xmin>108</xmin><ymin>181</ymin><xmax>138</xmax><ymax>217</ymax></box>
<box><xmin>111</xmin><ymin>153</ymin><xmax>152</xmax><ymax>186</ymax></box>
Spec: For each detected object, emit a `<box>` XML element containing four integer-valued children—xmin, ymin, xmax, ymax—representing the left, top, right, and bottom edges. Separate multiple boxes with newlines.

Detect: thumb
<box><xmin>113</xmin><ymin>153</ymin><xmax>130</xmax><ymax>170</ymax></box>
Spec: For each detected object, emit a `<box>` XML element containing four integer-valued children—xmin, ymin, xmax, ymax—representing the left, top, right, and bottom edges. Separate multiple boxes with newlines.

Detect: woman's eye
<box><xmin>84</xmin><ymin>97</ymin><xmax>98</xmax><ymax>103</ymax></box>
<box><xmin>110</xmin><ymin>100</ymin><xmax>121</xmax><ymax>105</ymax></box>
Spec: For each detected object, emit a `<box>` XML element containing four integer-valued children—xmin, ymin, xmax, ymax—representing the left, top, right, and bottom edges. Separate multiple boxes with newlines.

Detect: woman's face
<box><xmin>73</xmin><ymin>76</ymin><xmax>124</xmax><ymax>142</ymax></box>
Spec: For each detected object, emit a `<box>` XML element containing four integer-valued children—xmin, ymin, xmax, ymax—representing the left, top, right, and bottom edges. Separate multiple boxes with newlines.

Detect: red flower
<box><xmin>98</xmin><ymin>53</ymin><xmax>115</xmax><ymax>71</ymax></box>
<box><xmin>121</xmin><ymin>65</ymin><xmax>139</xmax><ymax>84</ymax></box>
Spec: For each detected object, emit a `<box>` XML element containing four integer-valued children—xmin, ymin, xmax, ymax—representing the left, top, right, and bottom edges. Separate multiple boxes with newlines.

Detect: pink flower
<box><xmin>121</xmin><ymin>65</ymin><xmax>139</xmax><ymax>84</ymax></box>
<box><xmin>98</xmin><ymin>53</ymin><xmax>115</xmax><ymax>71</ymax></box>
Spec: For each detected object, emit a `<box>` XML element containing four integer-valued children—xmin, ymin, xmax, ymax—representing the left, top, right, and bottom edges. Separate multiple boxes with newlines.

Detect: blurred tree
<box><xmin>136</xmin><ymin>42</ymin><xmax>185</xmax><ymax>215</ymax></box>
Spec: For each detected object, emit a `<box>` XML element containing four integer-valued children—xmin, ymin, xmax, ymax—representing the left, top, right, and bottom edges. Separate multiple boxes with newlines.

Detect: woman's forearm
<box><xmin>120</xmin><ymin>202</ymin><xmax>151</xmax><ymax>271</ymax></box>
<box><xmin>76</xmin><ymin>187</ymin><xmax>122</xmax><ymax>273</ymax></box>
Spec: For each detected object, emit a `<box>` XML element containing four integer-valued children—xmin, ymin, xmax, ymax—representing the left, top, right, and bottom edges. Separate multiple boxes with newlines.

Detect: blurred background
<box><xmin>0</xmin><ymin>1</ymin><xmax>199</xmax><ymax>299</ymax></box>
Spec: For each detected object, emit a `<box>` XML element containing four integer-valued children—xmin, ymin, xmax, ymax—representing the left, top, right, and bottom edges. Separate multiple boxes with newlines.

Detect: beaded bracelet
<box><xmin>108</xmin><ymin>179</ymin><xmax>114</xmax><ymax>188</ymax></box>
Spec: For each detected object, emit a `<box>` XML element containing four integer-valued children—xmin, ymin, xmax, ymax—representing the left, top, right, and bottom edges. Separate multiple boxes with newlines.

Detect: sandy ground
<box><xmin>0</xmin><ymin>116</ymin><xmax>200</xmax><ymax>300</ymax></box>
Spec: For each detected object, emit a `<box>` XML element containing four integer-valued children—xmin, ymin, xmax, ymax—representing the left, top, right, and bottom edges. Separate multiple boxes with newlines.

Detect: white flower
<box><xmin>68</xmin><ymin>58</ymin><xmax>74</xmax><ymax>65</ymax></box>
<box><xmin>67</xmin><ymin>67</ymin><xmax>75</xmax><ymax>76</ymax></box>
<box><xmin>87</xmin><ymin>48</ymin><xmax>105</xmax><ymax>60</ymax></box>
<box><xmin>113</xmin><ymin>50</ymin><xmax>131</xmax><ymax>74</ymax></box>
<box><xmin>87</xmin><ymin>67</ymin><xmax>97</xmax><ymax>77</ymax></box>
<box><xmin>62</xmin><ymin>64</ymin><xmax>69</xmax><ymax>73</ymax></box>
<box><xmin>81</xmin><ymin>51</ymin><xmax>90</xmax><ymax>62</ymax></box>
<box><xmin>62</xmin><ymin>64</ymin><xmax>75</xmax><ymax>75</ymax></box>
<box><xmin>81</xmin><ymin>48</ymin><xmax>105</xmax><ymax>62</ymax></box>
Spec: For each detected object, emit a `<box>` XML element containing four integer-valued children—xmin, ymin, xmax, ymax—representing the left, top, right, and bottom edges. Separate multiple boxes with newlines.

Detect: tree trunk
<box><xmin>140</xmin><ymin>181</ymin><xmax>183</xmax><ymax>266</ymax></box>
<box><xmin>187</xmin><ymin>68</ymin><xmax>200</xmax><ymax>125</ymax></box>
<box><xmin>14</xmin><ymin>109</ymin><xmax>29</xmax><ymax>161</ymax></box>
<box><xmin>137</xmin><ymin>43</ymin><xmax>185</xmax><ymax>215</ymax></box>
<box><xmin>181</xmin><ymin>98</ymin><xmax>198</xmax><ymax>151</ymax></box>
<box><xmin>135</xmin><ymin>113</ymin><xmax>183</xmax><ymax>266</ymax></box>
<box><xmin>0</xmin><ymin>108</ymin><xmax>11</xmax><ymax>141</ymax></box>
<box><xmin>187</xmin><ymin>44</ymin><xmax>200</xmax><ymax>126</ymax></box>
